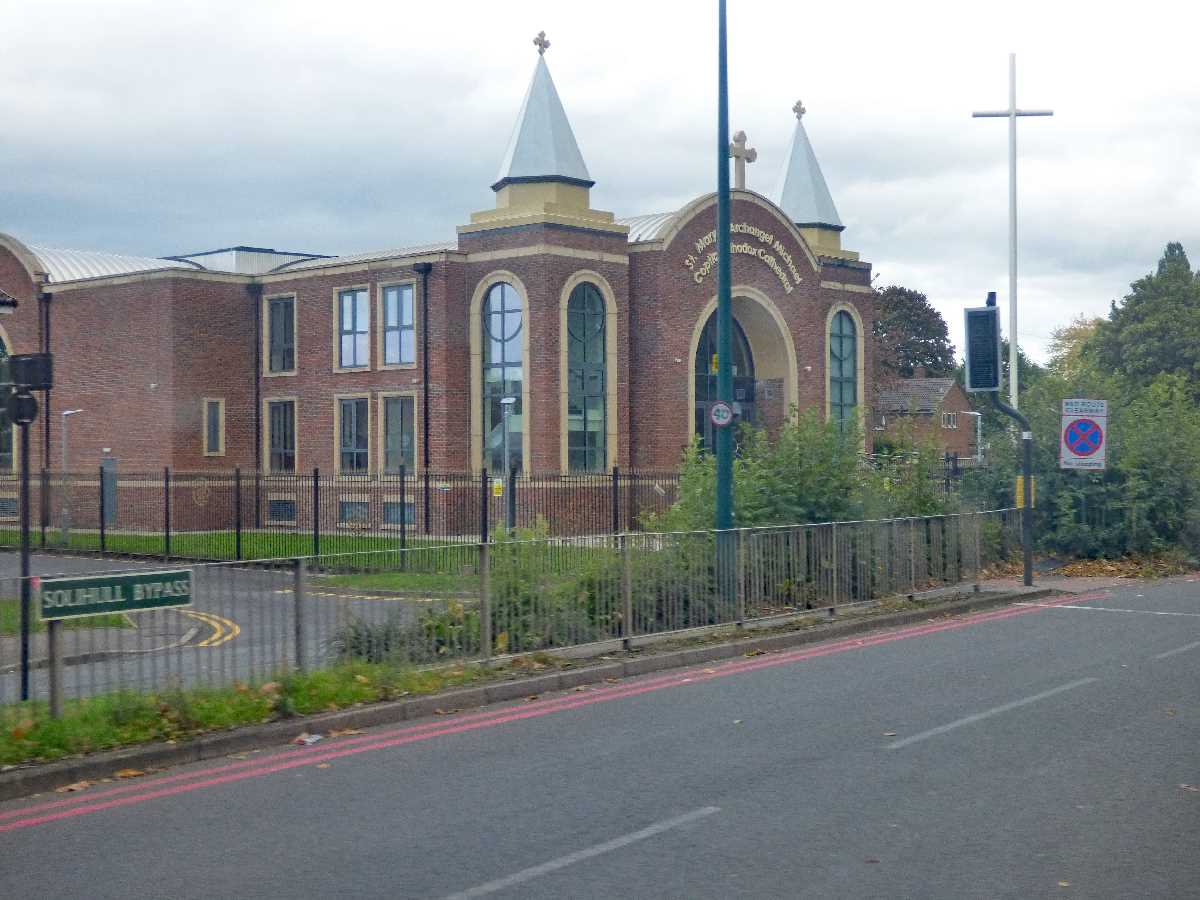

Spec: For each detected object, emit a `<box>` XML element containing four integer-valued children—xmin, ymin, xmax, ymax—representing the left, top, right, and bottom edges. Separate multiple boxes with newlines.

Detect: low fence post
<box><xmin>611</xmin><ymin>465</ymin><xmax>620</xmax><ymax>534</ymax></box>
<box><xmin>48</xmin><ymin>619</ymin><xmax>63</xmax><ymax>718</ymax></box>
<box><xmin>163</xmin><ymin>466</ymin><xmax>171</xmax><ymax>561</ymax></box>
<box><xmin>479</xmin><ymin>541</ymin><xmax>491</xmax><ymax>661</ymax></box>
<box><xmin>831</xmin><ymin>521</ymin><xmax>839</xmax><ymax>608</ymax></box>
<box><xmin>479</xmin><ymin>468</ymin><xmax>489</xmax><ymax>544</ymax></box>
<box><xmin>909</xmin><ymin>518</ymin><xmax>917</xmax><ymax>595</ymax></box>
<box><xmin>735</xmin><ymin>529</ymin><xmax>746</xmax><ymax>627</ymax></box>
<box><xmin>399</xmin><ymin>464</ymin><xmax>407</xmax><ymax>554</ymax></box>
<box><xmin>293</xmin><ymin>557</ymin><xmax>306</xmax><ymax>672</ymax></box>
<box><xmin>312</xmin><ymin>468</ymin><xmax>320</xmax><ymax>557</ymax></box>
<box><xmin>974</xmin><ymin>512</ymin><xmax>982</xmax><ymax>592</ymax></box>
<box><xmin>506</xmin><ymin>465</ymin><xmax>517</xmax><ymax>531</ymax></box>
<box><xmin>234</xmin><ymin>467</ymin><xmax>243</xmax><ymax>561</ymax></box>
<box><xmin>621</xmin><ymin>534</ymin><xmax>633</xmax><ymax>650</ymax></box>
<box><xmin>423</xmin><ymin>467</ymin><xmax>431</xmax><ymax>536</ymax></box>
<box><xmin>98</xmin><ymin>464</ymin><xmax>107</xmax><ymax>556</ymax></box>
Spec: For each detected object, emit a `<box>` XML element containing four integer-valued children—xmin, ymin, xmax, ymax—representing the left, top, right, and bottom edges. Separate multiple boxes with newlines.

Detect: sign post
<box><xmin>1060</xmin><ymin>399</ymin><xmax>1107</xmax><ymax>471</ymax></box>
<box><xmin>964</xmin><ymin>292</ymin><xmax>1033</xmax><ymax>587</ymax></box>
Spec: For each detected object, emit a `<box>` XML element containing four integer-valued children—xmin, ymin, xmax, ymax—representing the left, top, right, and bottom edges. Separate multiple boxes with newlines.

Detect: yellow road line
<box><xmin>180</xmin><ymin>610</ymin><xmax>241</xmax><ymax>647</ymax></box>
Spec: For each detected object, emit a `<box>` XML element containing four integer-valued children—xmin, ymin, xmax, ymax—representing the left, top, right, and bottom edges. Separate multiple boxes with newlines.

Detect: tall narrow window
<box><xmin>0</xmin><ymin>338</ymin><xmax>11</xmax><ymax>472</ymax></box>
<box><xmin>382</xmin><ymin>284</ymin><xmax>415</xmax><ymax>366</ymax></box>
<box><xmin>829</xmin><ymin>310</ymin><xmax>858</xmax><ymax>430</ymax></box>
<box><xmin>203</xmin><ymin>399</ymin><xmax>224</xmax><ymax>456</ymax></box>
<box><xmin>268</xmin><ymin>400</ymin><xmax>296</xmax><ymax>472</ymax></box>
<box><xmin>267</xmin><ymin>297</ymin><xmax>295</xmax><ymax>373</ymax></box>
<box><xmin>338</xmin><ymin>288</ymin><xmax>370</xmax><ymax>368</ymax></box>
<box><xmin>482</xmin><ymin>282</ymin><xmax>523</xmax><ymax>473</ymax></box>
<box><xmin>339</xmin><ymin>398</ymin><xmax>370</xmax><ymax>473</ymax></box>
<box><xmin>383</xmin><ymin>396</ymin><xmax>415</xmax><ymax>473</ymax></box>
<box><xmin>566</xmin><ymin>282</ymin><xmax>607</xmax><ymax>472</ymax></box>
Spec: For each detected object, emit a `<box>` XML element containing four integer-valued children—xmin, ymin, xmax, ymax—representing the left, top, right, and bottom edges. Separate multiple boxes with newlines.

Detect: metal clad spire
<box><xmin>775</xmin><ymin>100</ymin><xmax>842</xmax><ymax>228</ymax></box>
<box><xmin>492</xmin><ymin>35</ymin><xmax>593</xmax><ymax>191</ymax></box>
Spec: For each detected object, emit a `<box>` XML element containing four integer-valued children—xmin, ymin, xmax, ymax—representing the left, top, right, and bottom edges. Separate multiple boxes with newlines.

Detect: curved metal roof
<box><xmin>269</xmin><ymin>241</ymin><xmax>457</xmax><ymax>273</ymax></box>
<box><xmin>615</xmin><ymin>211</ymin><xmax>677</xmax><ymax>243</ymax></box>
<box><xmin>27</xmin><ymin>245</ymin><xmax>199</xmax><ymax>283</ymax></box>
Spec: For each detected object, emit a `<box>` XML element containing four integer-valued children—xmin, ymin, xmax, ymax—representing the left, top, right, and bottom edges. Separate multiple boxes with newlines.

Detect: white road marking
<box><xmin>1022</xmin><ymin>603</ymin><xmax>1200</xmax><ymax>618</ymax></box>
<box><xmin>1153</xmin><ymin>641</ymin><xmax>1200</xmax><ymax>660</ymax></box>
<box><xmin>886</xmin><ymin>678</ymin><xmax>1099</xmax><ymax>750</ymax></box>
<box><xmin>442</xmin><ymin>806</ymin><xmax>720</xmax><ymax>899</ymax></box>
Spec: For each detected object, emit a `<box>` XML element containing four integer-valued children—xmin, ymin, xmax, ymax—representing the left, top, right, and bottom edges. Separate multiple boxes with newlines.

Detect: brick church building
<box><xmin>0</xmin><ymin>40</ymin><xmax>874</xmax><ymax>487</ymax></box>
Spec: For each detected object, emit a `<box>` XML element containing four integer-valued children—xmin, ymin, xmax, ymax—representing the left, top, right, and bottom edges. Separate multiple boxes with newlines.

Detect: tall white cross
<box><xmin>729</xmin><ymin>130</ymin><xmax>757</xmax><ymax>190</ymax></box>
<box><xmin>972</xmin><ymin>53</ymin><xmax>1053</xmax><ymax>410</ymax></box>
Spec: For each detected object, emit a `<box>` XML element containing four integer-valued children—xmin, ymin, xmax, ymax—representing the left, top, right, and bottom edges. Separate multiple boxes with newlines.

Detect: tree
<box><xmin>872</xmin><ymin>285</ymin><xmax>956</xmax><ymax>380</ymax></box>
<box><xmin>1047</xmin><ymin>315</ymin><xmax>1102</xmax><ymax>380</ymax></box>
<box><xmin>1091</xmin><ymin>242</ymin><xmax>1200</xmax><ymax>390</ymax></box>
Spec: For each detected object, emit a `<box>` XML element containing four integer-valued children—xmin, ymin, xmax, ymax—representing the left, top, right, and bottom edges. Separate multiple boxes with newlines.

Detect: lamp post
<box><xmin>500</xmin><ymin>396</ymin><xmax>517</xmax><ymax>530</ymax></box>
<box><xmin>60</xmin><ymin>408</ymin><xmax>82</xmax><ymax>545</ymax></box>
<box><xmin>962</xmin><ymin>411</ymin><xmax>984</xmax><ymax>464</ymax></box>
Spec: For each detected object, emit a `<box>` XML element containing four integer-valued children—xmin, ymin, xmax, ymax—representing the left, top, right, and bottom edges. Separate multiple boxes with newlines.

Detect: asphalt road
<box><xmin>1</xmin><ymin>578</ymin><xmax>1198</xmax><ymax>898</ymax></box>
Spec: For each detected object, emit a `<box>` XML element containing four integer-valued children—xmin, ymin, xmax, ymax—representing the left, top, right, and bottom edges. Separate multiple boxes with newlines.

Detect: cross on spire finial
<box><xmin>729</xmin><ymin>129</ymin><xmax>757</xmax><ymax>190</ymax></box>
<box><xmin>533</xmin><ymin>31</ymin><xmax>550</xmax><ymax>55</ymax></box>
<box><xmin>792</xmin><ymin>100</ymin><xmax>806</xmax><ymax>120</ymax></box>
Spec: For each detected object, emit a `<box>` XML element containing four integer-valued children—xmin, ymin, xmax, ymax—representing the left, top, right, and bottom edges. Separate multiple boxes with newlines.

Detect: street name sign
<box><xmin>1060</xmin><ymin>399</ymin><xmax>1107</xmax><ymax>471</ymax></box>
<box><xmin>38</xmin><ymin>569</ymin><xmax>193</xmax><ymax>621</ymax></box>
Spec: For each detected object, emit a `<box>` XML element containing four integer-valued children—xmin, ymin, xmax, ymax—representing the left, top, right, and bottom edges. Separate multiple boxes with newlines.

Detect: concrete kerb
<box><xmin>0</xmin><ymin>587</ymin><xmax>1058</xmax><ymax>802</ymax></box>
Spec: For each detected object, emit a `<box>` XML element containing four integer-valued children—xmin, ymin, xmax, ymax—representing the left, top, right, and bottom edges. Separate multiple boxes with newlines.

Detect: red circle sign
<box><xmin>1063</xmin><ymin>418</ymin><xmax>1103</xmax><ymax>457</ymax></box>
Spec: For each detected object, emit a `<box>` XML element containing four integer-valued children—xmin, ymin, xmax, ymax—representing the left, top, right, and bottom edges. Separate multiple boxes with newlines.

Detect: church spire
<box><xmin>776</xmin><ymin>99</ymin><xmax>842</xmax><ymax>229</ymax></box>
<box><xmin>492</xmin><ymin>32</ymin><xmax>593</xmax><ymax>192</ymax></box>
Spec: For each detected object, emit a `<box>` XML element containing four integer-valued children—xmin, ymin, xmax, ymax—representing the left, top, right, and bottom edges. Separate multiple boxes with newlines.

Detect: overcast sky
<box><xmin>3</xmin><ymin>0</ymin><xmax>1198</xmax><ymax>362</ymax></box>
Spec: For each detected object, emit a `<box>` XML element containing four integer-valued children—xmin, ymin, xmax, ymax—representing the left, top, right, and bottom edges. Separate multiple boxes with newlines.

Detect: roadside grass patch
<box><xmin>0</xmin><ymin>661</ymin><xmax>496</xmax><ymax>766</ymax></box>
<box><xmin>0</xmin><ymin>599</ymin><xmax>130</xmax><ymax>636</ymax></box>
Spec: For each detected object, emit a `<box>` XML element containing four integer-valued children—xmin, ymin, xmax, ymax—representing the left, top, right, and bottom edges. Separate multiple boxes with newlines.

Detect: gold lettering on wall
<box><xmin>682</xmin><ymin>223</ymin><xmax>803</xmax><ymax>294</ymax></box>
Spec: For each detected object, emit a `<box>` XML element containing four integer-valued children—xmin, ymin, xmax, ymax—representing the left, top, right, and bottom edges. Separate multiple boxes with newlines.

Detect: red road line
<box><xmin>0</xmin><ymin>589</ymin><xmax>1105</xmax><ymax>833</ymax></box>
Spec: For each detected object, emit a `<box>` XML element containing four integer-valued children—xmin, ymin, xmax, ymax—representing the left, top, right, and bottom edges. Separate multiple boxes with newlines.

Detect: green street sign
<box><xmin>38</xmin><ymin>569</ymin><xmax>194</xmax><ymax>621</ymax></box>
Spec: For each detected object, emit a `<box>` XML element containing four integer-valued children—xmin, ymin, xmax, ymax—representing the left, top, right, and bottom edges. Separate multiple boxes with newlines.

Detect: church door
<box><xmin>694</xmin><ymin>311</ymin><xmax>756</xmax><ymax>448</ymax></box>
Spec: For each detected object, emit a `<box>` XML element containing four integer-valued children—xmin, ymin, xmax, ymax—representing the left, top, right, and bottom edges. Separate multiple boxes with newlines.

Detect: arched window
<box><xmin>0</xmin><ymin>336</ymin><xmax>10</xmax><ymax>472</ymax></box>
<box><xmin>482</xmin><ymin>283</ymin><xmax>523</xmax><ymax>473</ymax></box>
<box><xmin>566</xmin><ymin>282</ymin><xmax>607</xmax><ymax>472</ymax></box>
<box><xmin>829</xmin><ymin>310</ymin><xmax>858</xmax><ymax>430</ymax></box>
<box><xmin>694</xmin><ymin>310</ymin><xmax>755</xmax><ymax>447</ymax></box>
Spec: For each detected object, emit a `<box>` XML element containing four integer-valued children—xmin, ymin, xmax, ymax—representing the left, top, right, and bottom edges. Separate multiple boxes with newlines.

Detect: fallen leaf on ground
<box><xmin>865</xmin><ymin>858</ymin><xmax>880</xmax><ymax>864</ymax></box>
<box><xmin>523</xmin><ymin>695</ymin><xmax>540</xmax><ymax>702</ymax></box>
<box><xmin>1180</xmin><ymin>784</ymin><xmax>1200</xmax><ymax>792</ymax></box>
<box><xmin>259</xmin><ymin>682</ymin><xmax>280</xmax><ymax>695</ymax></box>
<box><xmin>292</xmin><ymin>732</ymin><xmax>323</xmax><ymax>745</ymax></box>
<box><xmin>573</xmin><ymin>686</ymin><xmax>587</xmax><ymax>692</ymax></box>
<box><xmin>114</xmin><ymin>768</ymin><xmax>145</xmax><ymax>779</ymax></box>
<box><xmin>434</xmin><ymin>708</ymin><xmax>460</xmax><ymax>716</ymax></box>
<box><xmin>329</xmin><ymin>728</ymin><xmax>364</xmax><ymax>737</ymax></box>
<box><xmin>227</xmin><ymin>753</ymin><xmax>249</xmax><ymax>760</ymax></box>
<box><xmin>1058</xmin><ymin>881</ymin><xmax>1071</xmax><ymax>888</ymax></box>
<box><xmin>733</xmin><ymin>719</ymin><xmax>743</xmax><ymax>725</ymax></box>
<box><xmin>883</xmin><ymin>732</ymin><xmax>898</xmax><ymax>737</ymax></box>
<box><xmin>1166</xmin><ymin>707</ymin><xmax>1177</xmax><ymax>717</ymax></box>
<box><xmin>354</xmin><ymin>674</ymin><xmax>370</xmax><ymax>684</ymax></box>
<box><xmin>56</xmin><ymin>781</ymin><xmax>91</xmax><ymax>793</ymax></box>
<box><xmin>316</xmin><ymin>763</ymin><xmax>331</xmax><ymax>769</ymax></box>
<box><xmin>743</xmin><ymin>650</ymin><xmax>765</xmax><ymax>657</ymax></box>
<box><xmin>604</xmin><ymin>678</ymin><xmax>621</xmax><ymax>684</ymax></box>
<box><xmin>702</xmin><ymin>668</ymin><xmax>717</xmax><ymax>674</ymax></box>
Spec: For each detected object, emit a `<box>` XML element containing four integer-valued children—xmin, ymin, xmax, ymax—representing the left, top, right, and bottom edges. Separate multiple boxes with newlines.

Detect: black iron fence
<box><xmin>0</xmin><ymin>468</ymin><xmax>681</xmax><ymax>562</ymax></box>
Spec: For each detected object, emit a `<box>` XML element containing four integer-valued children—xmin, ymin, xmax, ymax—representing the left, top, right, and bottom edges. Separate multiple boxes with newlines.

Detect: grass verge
<box><xmin>0</xmin><ymin>658</ymin><xmax>572</xmax><ymax>766</ymax></box>
<box><xmin>0</xmin><ymin>599</ymin><xmax>129</xmax><ymax>636</ymax></box>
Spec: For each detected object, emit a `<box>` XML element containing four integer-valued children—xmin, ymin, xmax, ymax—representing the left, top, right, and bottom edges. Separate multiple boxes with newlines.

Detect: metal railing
<box><xmin>0</xmin><ymin>509</ymin><xmax>1020</xmax><ymax>710</ymax></box>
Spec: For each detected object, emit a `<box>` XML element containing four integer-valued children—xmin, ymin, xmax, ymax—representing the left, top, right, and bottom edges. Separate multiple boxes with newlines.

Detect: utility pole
<box><xmin>972</xmin><ymin>53</ymin><xmax>1053</xmax><ymax>410</ymax></box>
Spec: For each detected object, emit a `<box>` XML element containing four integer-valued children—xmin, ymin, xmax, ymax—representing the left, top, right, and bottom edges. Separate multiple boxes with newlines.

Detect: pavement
<box><xmin>0</xmin><ymin>575</ymin><xmax>1196</xmax><ymax>898</ymax></box>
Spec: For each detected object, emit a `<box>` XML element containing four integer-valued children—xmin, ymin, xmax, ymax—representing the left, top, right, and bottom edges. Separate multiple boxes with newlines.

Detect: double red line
<box><xmin>0</xmin><ymin>590</ymin><xmax>1102</xmax><ymax>833</ymax></box>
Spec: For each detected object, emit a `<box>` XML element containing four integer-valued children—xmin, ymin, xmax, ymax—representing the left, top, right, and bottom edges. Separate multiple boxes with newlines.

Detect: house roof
<box><xmin>26</xmin><ymin>245</ymin><xmax>201</xmax><ymax>283</ymax></box>
<box><xmin>877</xmin><ymin>378</ymin><xmax>959</xmax><ymax>414</ymax></box>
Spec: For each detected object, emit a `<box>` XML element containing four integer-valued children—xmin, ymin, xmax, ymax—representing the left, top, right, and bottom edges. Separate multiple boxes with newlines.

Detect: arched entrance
<box><xmin>694</xmin><ymin>313</ymin><xmax>755</xmax><ymax>448</ymax></box>
<box><xmin>689</xmin><ymin>290</ymin><xmax>799</xmax><ymax>448</ymax></box>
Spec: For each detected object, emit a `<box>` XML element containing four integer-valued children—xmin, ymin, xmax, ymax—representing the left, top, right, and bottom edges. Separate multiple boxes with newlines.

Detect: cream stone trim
<box><xmin>262</xmin><ymin>396</ymin><xmax>300</xmax><ymax>474</ymax></box>
<box><xmin>558</xmin><ymin>271</ymin><xmax>619</xmax><ymax>474</ymax></box>
<box><xmin>685</xmin><ymin>286</ymin><xmax>800</xmax><ymax>448</ymax></box>
<box><xmin>470</xmin><ymin>271</ymin><xmax>533</xmax><ymax>473</ymax></box>
<box><xmin>0</xmin><ymin>232</ymin><xmax>47</xmax><ymax>280</ymax></box>
<box><xmin>201</xmin><ymin>398</ymin><xmax>226</xmax><ymax>457</ymax></box>
<box><xmin>819</xmin><ymin>280</ymin><xmax>873</xmax><ymax>293</ymax></box>
<box><xmin>262</xmin><ymin>292</ymin><xmax>298</xmax><ymax>377</ymax></box>
<box><xmin>46</xmin><ymin>269</ymin><xmax>249</xmax><ymax>291</ymax></box>
<box><xmin>658</xmin><ymin>190</ymin><xmax>822</xmax><ymax>273</ymax></box>
<box><xmin>377</xmin><ymin>391</ymin><xmax>420</xmax><ymax>475</ymax></box>
<box><xmin>377</xmin><ymin>280</ymin><xmax>419</xmax><ymax>371</ymax></box>
<box><xmin>332</xmin><ymin>284</ymin><xmax>372</xmax><ymax>373</ymax></box>
<box><xmin>333</xmin><ymin>393</ymin><xmax>373</xmax><ymax>477</ymax></box>
<box><xmin>466</xmin><ymin>245</ymin><xmax>629</xmax><ymax>266</ymax></box>
<box><xmin>258</xmin><ymin>251</ymin><xmax>461</xmax><ymax>285</ymax></box>
<box><xmin>824</xmin><ymin>302</ymin><xmax>867</xmax><ymax>433</ymax></box>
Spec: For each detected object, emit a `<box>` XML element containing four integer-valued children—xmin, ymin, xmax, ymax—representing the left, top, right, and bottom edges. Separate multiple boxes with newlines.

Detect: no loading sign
<box><xmin>1060</xmin><ymin>399</ymin><xmax>1107</xmax><ymax>470</ymax></box>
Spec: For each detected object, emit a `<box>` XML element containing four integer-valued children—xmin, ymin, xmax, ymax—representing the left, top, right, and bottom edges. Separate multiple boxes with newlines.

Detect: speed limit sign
<box><xmin>709</xmin><ymin>401</ymin><xmax>734</xmax><ymax>428</ymax></box>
